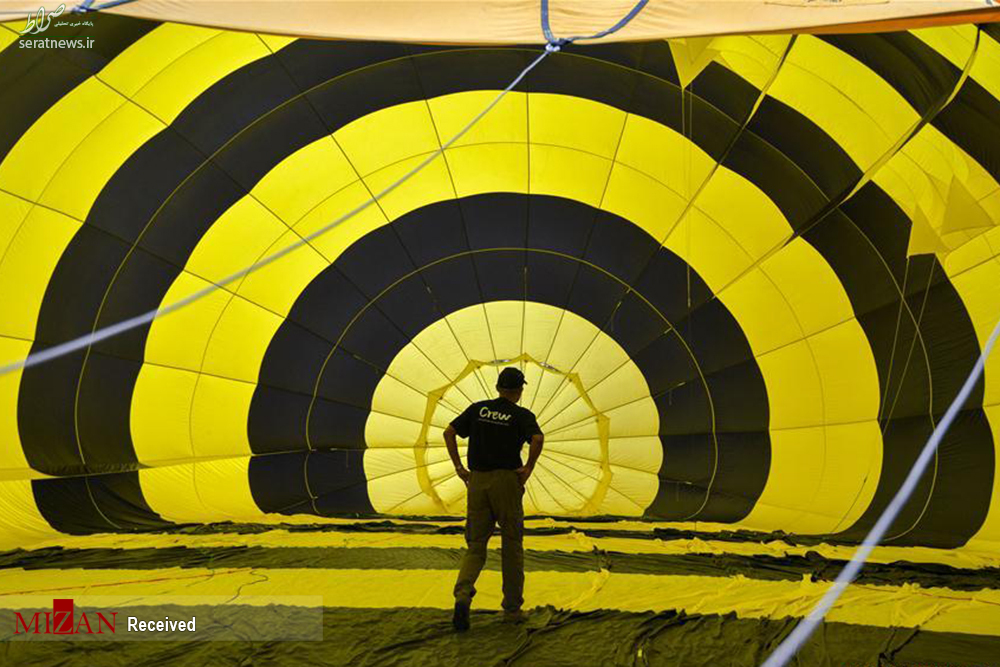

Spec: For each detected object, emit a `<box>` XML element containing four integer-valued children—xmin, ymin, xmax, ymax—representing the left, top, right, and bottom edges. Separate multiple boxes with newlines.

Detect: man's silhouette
<box><xmin>444</xmin><ymin>366</ymin><xmax>545</xmax><ymax>631</ymax></box>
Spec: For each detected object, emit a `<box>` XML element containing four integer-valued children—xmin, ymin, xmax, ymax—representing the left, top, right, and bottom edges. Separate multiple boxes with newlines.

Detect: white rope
<box><xmin>761</xmin><ymin>312</ymin><xmax>1000</xmax><ymax>667</ymax></box>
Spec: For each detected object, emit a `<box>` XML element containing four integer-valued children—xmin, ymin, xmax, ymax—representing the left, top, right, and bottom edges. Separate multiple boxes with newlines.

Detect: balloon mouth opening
<box><xmin>412</xmin><ymin>353</ymin><xmax>612</xmax><ymax>516</ymax></box>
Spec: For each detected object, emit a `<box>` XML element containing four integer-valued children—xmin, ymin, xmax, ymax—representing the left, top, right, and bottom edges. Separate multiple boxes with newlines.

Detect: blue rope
<box><xmin>72</xmin><ymin>0</ymin><xmax>137</xmax><ymax>13</ymax></box>
<box><xmin>541</xmin><ymin>0</ymin><xmax>649</xmax><ymax>51</ymax></box>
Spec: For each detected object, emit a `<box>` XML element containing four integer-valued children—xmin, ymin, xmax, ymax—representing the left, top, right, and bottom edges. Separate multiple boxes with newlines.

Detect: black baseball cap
<box><xmin>497</xmin><ymin>367</ymin><xmax>527</xmax><ymax>389</ymax></box>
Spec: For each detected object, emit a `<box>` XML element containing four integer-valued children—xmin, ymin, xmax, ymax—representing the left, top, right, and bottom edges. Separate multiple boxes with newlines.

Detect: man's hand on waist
<box><xmin>515</xmin><ymin>464</ymin><xmax>534</xmax><ymax>486</ymax></box>
<box><xmin>455</xmin><ymin>465</ymin><xmax>470</xmax><ymax>485</ymax></box>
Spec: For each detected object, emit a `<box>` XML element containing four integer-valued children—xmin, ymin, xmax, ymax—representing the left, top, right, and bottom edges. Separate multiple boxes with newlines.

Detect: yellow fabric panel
<box><xmin>744</xmin><ymin>421</ymin><xmax>882</xmax><ymax>533</ymax></box>
<box><xmin>759</xmin><ymin>238</ymin><xmax>857</xmax><ymax>338</ymax></box>
<box><xmin>814</xmin><ymin>420</ymin><xmax>884</xmax><ymax>532</ymax></box>
<box><xmin>601</xmin><ymin>163</ymin><xmax>688</xmax><ymax>243</ymax></box>
<box><xmin>200</xmin><ymin>295</ymin><xmax>284</xmax><ymax>383</ymax></box>
<box><xmin>481</xmin><ymin>301</ymin><xmax>524</xmax><ymax>361</ymax></box>
<box><xmin>365</xmin><ymin>412</ymin><xmax>429</xmax><ymax>450</ymax></box>
<box><xmin>139</xmin><ymin>457</ymin><xmax>264</xmax><ymax>524</ymax></box>
<box><xmin>234</xmin><ymin>229</ymin><xmax>331</xmax><ymax>318</ymax></box>
<box><xmin>189</xmin><ymin>374</ymin><xmax>256</xmax><ymax>459</ymax></box>
<box><xmin>586</xmin><ymin>365</ymin><xmax>654</xmax><ymax>423</ymax></box>
<box><xmin>446</xmin><ymin>301</ymin><xmax>504</xmax><ymax>363</ymax></box>
<box><xmin>251</xmin><ymin>138</ymin><xmax>358</xmax><ymax>226</ymax></box>
<box><xmin>122</xmin><ymin>30</ymin><xmax>272</xmax><ymax>123</ymax></box>
<box><xmin>770</xmin><ymin>35</ymin><xmax>916</xmax><ymax>172</ymax></box>
<box><xmin>968</xmin><ymin>24</ymin><xmax>1000</xmax><ymax>105</ymax></box>
<box><xmin>695</xmin><ymin>168</ymin><xmax>790</xmax><ymax>260</ymax></box>
<box><xmin>615</xmin><ymin>113</ymin><xmax>714</xmax><ymax>203</ymax></box>
<box><xmin>446</xmin><ymin>143</ymin><xmax>529</xmax><ymax>196</ymax></box>
<box><xmin>428</xmin><ymin>90</ymin><xmax>527</xmax><ymax>147</ymax></box>
<box><xmin>709</xmin><ymin>35</ymin><xmax>790</xmax><ymax>90</ymax></box>
<box><xmin>372</xmin><ymin>343</ymin><xmax>453</xmax><ymax>398</ymax></box>
<box><xmin>0</xmin><ymin>78</ymin><xmax>122</xmax><ymax>203</ymax></box>
<box><xmin>362</xmin><ymin>154</ymin><xmax>455</xmax><ymax>222</ymax></box>
<box><xmin>704</xmin><ymin>264</ymin><xmax>803</xmax><ymax>356</ymax></box>
<box><xmin>142</xmin><ymin>272</ymin><xmax>232</xmax><ymax>371</ymax></box>
<box><xmin>0</xmin><ymin>480</ymin><xmax>57</xmax><ymax>551</ymax></box>
<box><xmin>370</xmin><ymin>373</ymin><xmax>453</xmax><ymax>429</ymax></box>
<box><xmin>185</xmin><ymin>197</ymin><xmax>297</xmax><ymax>287</ymax></box>
<box><xmin>528</xmin><ymin>144</ymin><xmax>611</xmax><ymax>207</ymax></box>
<box><xmin>368</xmin><ymin>302</ymin><xmax>660</xmax><ymax>516</ymax></box>
<box><xmin>757</xmin><ymin>341</ymin><xmax>825</xmax><ymax>430</ymax></box>
<box><xmin>99</xmin><ymin>24</ymin><xmax>220</xmax><ymax>100</ymax></box>
<box><xmin>131</xmin><ymin>364</ymin><xmax>198</xmax><ymax>465</ymax></box>
<box><xmin>39</xmin><ymin>102</ymin><xmax>163</xmax><ymax>222</ymax></box>
<box><xmin>808</xmin><ymin>321</ymin><xmax>881</xmax><ymax>424</ymax></box>
<box><xmin>0</xmin><ymin>338</ymin><xmax>32</xmax><ymax>478</ymax></box>
<box><xmin>0</xmin><ymin>206</ymin><xmax>79</xmax><ymax>340</ymax></box>
<box><xmin>366</xmin><ymin>448</ymin><xmax>452</xmax><ymax>514</ymax></box>
<box><xmin>663</xmin><ymin>207</ymin><xmax>754</xmax><ymax>291</ymax></box>
<box><xmin>3</xmin><ymin>566</ymin><xmax>1000</xmax><ymax>637</ymax></box>
<box><xmin>336</xmin><ymin>100</ymin><xmax>441</xmax><ymax>177</ymax></box>
<box><xmin>529</xmin><ymin>93</ymin><xmax>626</xmax><ymax>160</ymax></box>
<box><xmin>912</xmin><ymin>23</ymin><xmax>979</xmax><ymax>69</ymax></box>
<box><xmin>0</xmin><ymin>191</ymin><xmax>31</xmax><ymax>291</ymax></box>
<box><xmin>0</xmin><ymin>22</ymin><xmax>18</xmax><ymax>48</ymax></box>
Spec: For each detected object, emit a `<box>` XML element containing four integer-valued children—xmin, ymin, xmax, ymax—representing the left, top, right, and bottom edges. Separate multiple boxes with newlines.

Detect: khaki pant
<box><xmin>453</xmin><ymin>469</ymin><xmax>524</xmax><ymax>611</ymax></box>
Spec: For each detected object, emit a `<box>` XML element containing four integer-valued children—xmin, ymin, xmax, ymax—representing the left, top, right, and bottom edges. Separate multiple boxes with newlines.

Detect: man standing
<box><xmin>444</xmin><ymin>366</ymin><xmax>545</xmax><ymax>632</ymax></box>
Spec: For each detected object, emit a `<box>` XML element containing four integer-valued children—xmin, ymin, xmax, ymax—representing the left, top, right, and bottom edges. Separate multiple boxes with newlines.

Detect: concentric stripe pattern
<box><xmin>1</xmin><ymin>18</ymin><xmax>1000</xmax><ymax>562</ymax></box>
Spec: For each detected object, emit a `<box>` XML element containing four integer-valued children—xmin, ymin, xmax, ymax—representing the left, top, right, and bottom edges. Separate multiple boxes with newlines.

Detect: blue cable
<box><xmin>541</xmin><ymin>0</ymin><xmax>649</xmax><ymax>51</ymax></box>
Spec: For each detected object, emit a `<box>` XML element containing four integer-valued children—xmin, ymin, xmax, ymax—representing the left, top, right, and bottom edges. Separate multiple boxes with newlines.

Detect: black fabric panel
<box><xmin>525</xmin><ymin>251</ymin><xmax>580</xmax><ymax>308</ymax></box>
<box><xmin>0</xmin><ymin>14</ymin><xmax>156</xmax><ymax>164</ymax></box>
<box><xmin>20</xmin><ymin>226</ymin><xmax>127</xmax><ymax>473</ymax></box>
<box><xmin>248</xmin><ymin>451</ymin><xmax>312</xmax><ymax>514</ymax></box>
<box><xmin>747</xmin><ymin>96</ymin><xmax>861</xmax><ymax>199</ymax></box>
<box><xmin>692</xmin><ymin>62</ymin><xmax>761</xmax><ymax>125</ymax></box>
<box><xmin>632</xmin><ymin>252</ymin><xmax>714</xmax><ymax>325</ymax></box>
<box><xmin>247</xmin><ymin>387</ymin><xmax>311</xmax><ymax>454</ymax></box>
<box><xmin>935</xmin><ymin>77</ymin><xmax>1000</xmax><ymax>187</ymax></box>
<box><xmin>819</xmin><ymin>33</ymin><xmax>960</xmax><ymax>115</ymax></box>
<box><xmin>248</xmin><ymin>450</ymin><xmax>373</xmax><ymax>516</ymax></box>
<box><xmin>31</xmin><ymin>474</ymin><xmax>165</xmax><ymax>534</ymax></box>
<box><xmin>308</xmin><ymin>400</ymin><xmax>371</xmax><ymax>452</ymax></box>
<box><xmin>308</xmin><ymin>450</ymin><xmax>376</xmax><ymax>515</ymax></box>
<box><xmin>983</xmin><ymin>22</ymin><xmax>1000</xmax><ymax>45</ymax></box>
<box><xmin>584</xmin><ymin>211</ymin><xmax>659</xmax><ymax>285</ymax></box>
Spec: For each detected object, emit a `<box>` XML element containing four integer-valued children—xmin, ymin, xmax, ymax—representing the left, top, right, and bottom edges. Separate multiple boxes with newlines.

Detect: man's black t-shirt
<box><xmin>450</xmin><ymin>397</ymin><xmax>542</xmax><ymax>471</ymax></box>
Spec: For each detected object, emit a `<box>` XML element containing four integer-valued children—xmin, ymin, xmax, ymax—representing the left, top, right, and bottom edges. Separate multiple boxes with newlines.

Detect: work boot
<box><xmin>502</xmin><ymin>609</ymin><xmax>526</xmax><ymax>624</ymax></box>
<box><xmin>452</xmin><ymin>599</ymin><xmax>471</xmax><ymax>632</ymax></box>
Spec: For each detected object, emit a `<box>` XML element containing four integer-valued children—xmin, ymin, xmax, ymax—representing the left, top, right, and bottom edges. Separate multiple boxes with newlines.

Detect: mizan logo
<box><xmin>14</xmin><ymin>598</ymin><xmax>116</xmax><ymax>635</ymax></box>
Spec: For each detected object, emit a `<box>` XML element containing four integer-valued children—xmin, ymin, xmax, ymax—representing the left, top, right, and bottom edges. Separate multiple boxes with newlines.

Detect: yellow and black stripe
<box><xmin>1</xmin><ymin>17</ymin><xmax>999</xmax><ymax>560</ymax></box>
